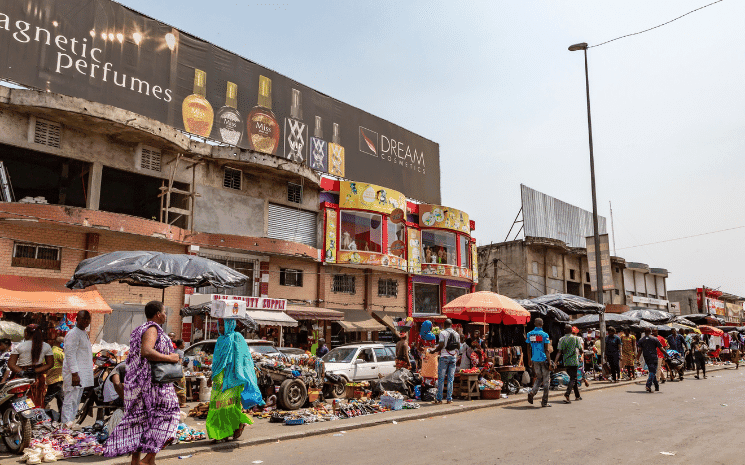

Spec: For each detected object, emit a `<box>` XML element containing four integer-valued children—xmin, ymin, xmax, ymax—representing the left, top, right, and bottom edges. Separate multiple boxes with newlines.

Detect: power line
<box><xmin>589</xmin><ymin>0</ymin><xmax>725</xmax><ymax>48</ymax></box>
<box><xmin>616</xmin><ymin>225</ymin><xmax>745</xmax><ymax>250</ymax></box>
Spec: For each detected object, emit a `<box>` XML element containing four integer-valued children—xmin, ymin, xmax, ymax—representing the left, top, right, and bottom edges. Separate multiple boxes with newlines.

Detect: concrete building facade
<box><xmin>668</xmin><ymin>288</ymin><xmax>744</xmax><ymax>324</ymax></box>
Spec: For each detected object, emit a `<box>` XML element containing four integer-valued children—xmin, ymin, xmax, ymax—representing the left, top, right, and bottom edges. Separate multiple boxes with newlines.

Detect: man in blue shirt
<box><xmin>526</xmin><ymin>318</ymin><xmax>553</xmax><ymax>407</ymax></box>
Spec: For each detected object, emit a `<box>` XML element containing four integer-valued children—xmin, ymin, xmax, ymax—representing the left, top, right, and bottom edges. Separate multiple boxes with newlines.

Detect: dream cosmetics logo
<box><xmin>359</xmin><ymin>126</ymin><xmax>426</xmax><ymax>174</ymax></box>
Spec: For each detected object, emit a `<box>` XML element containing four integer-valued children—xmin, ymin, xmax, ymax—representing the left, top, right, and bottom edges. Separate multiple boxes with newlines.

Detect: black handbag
<box><xmin>150</xmin><ymin>361</ymin><xmax>183</xmax><ymax>384</ymax></box>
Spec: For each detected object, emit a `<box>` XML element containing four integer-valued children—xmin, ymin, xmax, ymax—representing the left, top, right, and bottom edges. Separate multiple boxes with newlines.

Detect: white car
<box><xmin>322</xmin><ymin>343</ymin><xmax>398</xmax><ymax>396</ymax></box>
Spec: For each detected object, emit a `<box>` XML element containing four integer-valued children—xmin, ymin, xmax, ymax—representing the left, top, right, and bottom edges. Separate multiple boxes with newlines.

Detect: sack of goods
<box><xmin>210</xmin><ymin>299</ymin><xmax>247</xmax><ymax>319</ymax></box>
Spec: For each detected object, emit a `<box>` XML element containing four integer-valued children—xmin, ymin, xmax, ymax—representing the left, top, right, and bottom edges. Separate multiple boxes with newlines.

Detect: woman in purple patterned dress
<box><xmin>104</xmin><ymin>301</ymin><xmax>180</xmax><ymax>465</ymax></box>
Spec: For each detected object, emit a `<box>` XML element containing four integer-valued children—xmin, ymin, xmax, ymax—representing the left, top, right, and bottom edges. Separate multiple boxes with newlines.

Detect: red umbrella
<box><xmin>443</xmin><ymin>291</ymin><xmax>530</xmax><ymax>325</ymax></box>
<box><xmin>698</xmin><ymin>325</ymin><xmax>724</xmax><ymax>337</ymax></box>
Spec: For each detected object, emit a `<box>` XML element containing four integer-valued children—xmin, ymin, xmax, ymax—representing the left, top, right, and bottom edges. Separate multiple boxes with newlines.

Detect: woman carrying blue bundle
<box><xmin>206</xmin><ymin>319</ymin><xmax>264</xmax><ymax>441</ymax></box>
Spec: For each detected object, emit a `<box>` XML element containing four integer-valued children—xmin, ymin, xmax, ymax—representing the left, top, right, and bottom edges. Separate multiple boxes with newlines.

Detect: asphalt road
<box><xmin>160</xmin><ymin>367</ymin><xmax>745</xmax><ymax>465</ymax></box>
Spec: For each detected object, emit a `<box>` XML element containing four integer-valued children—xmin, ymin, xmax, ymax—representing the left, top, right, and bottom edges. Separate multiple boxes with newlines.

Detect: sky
<box><xmin>116</xmin><ymin>0</ymin><xmax>745</xmax><ymax>296</ymax></box>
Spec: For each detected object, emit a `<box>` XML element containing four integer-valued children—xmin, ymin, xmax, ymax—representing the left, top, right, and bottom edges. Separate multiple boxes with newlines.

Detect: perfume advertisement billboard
<box><xmin>0</xmin><ymin>0</ymin><xmax>441</xmax><ymax>204</ymax></box>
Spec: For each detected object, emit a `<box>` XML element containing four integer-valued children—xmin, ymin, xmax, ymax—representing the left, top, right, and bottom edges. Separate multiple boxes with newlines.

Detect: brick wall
<box><xmin>267</xmin><ymin>257</ymin><xmax>318</xmax><ymax>302</ymax></box>
<box><xmin>322</xmin><ymin>266</ymin><xmax>365</xmax><ymax>310</ymax></box>
<box><xmin>370</xmin><ymin>271</ymin><xmax>407</xmax><ymax>315</ymax></box>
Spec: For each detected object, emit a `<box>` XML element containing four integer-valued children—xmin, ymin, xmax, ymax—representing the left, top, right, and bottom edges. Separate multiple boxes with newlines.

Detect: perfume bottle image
<box><xmin>283</xmin><ymin>88</ymin><xmax>307</xmax><ymax>163</ymax></box>
<box><xmin>328</xmin><ymin>122</ymin><xmax>345</xmax><ymax>177</ymax></box>
<box><xmin>182</xmin><ymin>69</ymin><xmax>214</xmax><ymax>137</ymax></box>
<box><xmin>248</xmin><ymin>75</ymin><xmax>280</xmax><ymax>155</ymax></box>
<box><xmin>309</xmin><ymin>116</ymin><xmax>328</xmax><ymax>172</ymax></box>
<box><xmin>215</xmin><ymin>81</ymin><xmax>242</xmax><ymax>146</ymax></box>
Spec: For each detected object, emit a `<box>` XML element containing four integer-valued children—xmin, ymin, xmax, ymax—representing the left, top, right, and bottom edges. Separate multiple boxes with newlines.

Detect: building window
<box><xmin>421</xmin><ymin>230</ymin><xmax>456</xmax><ymax>265</ymax></box>
<box><xmin>267</xmin><ymin>203</ymin><xmax>317</xmax><ymax>248</ymax></box>
<box><xmin>414</xmin><ymin>283</ymin><xmax>441</xmax><ymax>315</ymax></box>
<box><xmin>387</xmin><ymin>218</ymin><xmax>404</xmax><ymax>254</ymax></box>
<box><xmin>459</xmin><ymin>235</ymin><xmax>470</xmax><ymax>268</ymax></box>
<box><xmin>280</xmin><ymin>269</ymin><xmax>303</xmax><ymax>287</ymax></box>
<box><xmin>332</xmin><ymin>274</ymin><xmax>356</xmax><ymax>294</ymax></box>
<box><xmin>615</xmin><ymin>289</ymin><xmax>620</xmax><ymax>295</ymax></box>
<box><xmin>378</xmin><ymin>279</ymin><xmax>398</xmax><ymax>297</ymax></box>
<box><xmin>340</xmin><ymin>211</ymin><xmax>382</xmax><ymax>253</ymax></box>
<box><xmin>33</xmin><ymin>119</ymin><xmax>61</xmax><ymax>148</ymax></box>
<box><xmin>223</xmin><ymin>167</ymin><xmax>242</xmax><ymax>190</ymax></box>
<box><xmin>570</xmin><ymin>269</ymin><xmax>576</xmax><ymax>280</ymax></box>
<box><xmin>140</xmin><ymin>146</ymin><xmax>162</xmax><ymax>172</ymax></box>
<box><xmin>446</xmin><ymin>286</ymin><xmax>467</xmax><ymax>304</ymax></box>
<box><xmin>615</xmin><ymin>267</ymin><xmax>620</xmax><ymax>273</ymax></box>
<box><xmin>197</xmin><ymin>256</ymin><xmax>255</xmax><ymax>296</ymax></box>
<box><xmin>287</xmin><ymin>183</ymin><xmax>302</xmax><ymax>204</ymax></box>
<box><xmin>586</xmin><ymin>272</ymin><xmax>590</xmax><ymax>283</ymax></box>
<box><xmin>12</xmin><ymin>242</ymin><xmax>61</xmax><ymax>270</ymax></box>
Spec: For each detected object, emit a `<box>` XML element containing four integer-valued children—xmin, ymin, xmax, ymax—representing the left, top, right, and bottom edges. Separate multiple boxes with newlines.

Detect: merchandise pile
<box><xmin>187</xmin><ymin>402</ymin><xmax>210</xmax><ymax>419</ymax></box>
<box><xmin>478</xmin><ymin>378</ymin><xmax>504</xmax><ymax>391</ymax></box>
<box><xmin>174</xmin><ymin>423</ymin><xmax>207</xmax><ymax>443</ymax></box>
<box><xmin>254</xmin><ymin>353</ymin><xmax>325</xmax><ymax>390</ymax></box>
<box><xmin>24</xmin><ymin>428</ymin><xmax>105</xmax><ymax>463</ymax></box>
<box><xmin>249</xmin><ymin>397</ymin><xmax>420</xmax><ymax>425</ymax></box>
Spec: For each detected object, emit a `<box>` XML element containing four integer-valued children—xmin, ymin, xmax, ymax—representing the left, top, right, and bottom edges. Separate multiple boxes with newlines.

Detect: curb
<box><xmin>70</xmin><ymin>365</ymin><xmax>732</xmax><ymax>464</ymax></box>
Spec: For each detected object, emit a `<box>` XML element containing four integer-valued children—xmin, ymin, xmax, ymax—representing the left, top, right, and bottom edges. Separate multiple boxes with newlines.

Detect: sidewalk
<box><xmin>3</xmin><ymin>364</ymin><xmax>733</xmax><ymax>464</ymax></box>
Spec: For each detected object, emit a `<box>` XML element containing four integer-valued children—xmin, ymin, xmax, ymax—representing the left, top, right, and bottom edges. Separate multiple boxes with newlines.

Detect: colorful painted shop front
<box><xmin>320</xmin><ymin>179</ymin><xmax>477</xmax><ymax>334</ymax></box>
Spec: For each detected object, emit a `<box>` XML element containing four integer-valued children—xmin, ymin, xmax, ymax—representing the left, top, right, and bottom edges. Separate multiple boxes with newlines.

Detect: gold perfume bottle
<box><xmin>182</xmin><ymin>69</ymin><xmax>214</xmax><ymax>137</ymax></box>
<box><xmin>248</xmin><ymin>75</ymin><xmax>280</xmax><ymax>154</ymax></box>
<box><xmin>328</xmin><ymin>122</ymin><xmax>345</xmax><ymax>177</ymax></box>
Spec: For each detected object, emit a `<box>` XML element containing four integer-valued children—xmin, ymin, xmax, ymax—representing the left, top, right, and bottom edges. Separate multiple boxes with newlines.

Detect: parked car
<box><xmin>278</xmin><ymin>347</ymin><xmax>306</xmax><ymax>356</ymax></box>
<box><xmin>322</xmin><ymin>343</ymin><xmax>398</xmax><ymax>397</ymax></box>
<box><xmin>184</xmin><ymin>339</ymin><xmax>282</xmax><ymax>359</ymax></box>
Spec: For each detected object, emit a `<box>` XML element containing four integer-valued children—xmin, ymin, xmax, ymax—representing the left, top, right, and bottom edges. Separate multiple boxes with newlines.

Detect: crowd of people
<box><xmin>525</xmin><ymin>318</ymin><xmax>741</xmax><ymax>407</ymax></box>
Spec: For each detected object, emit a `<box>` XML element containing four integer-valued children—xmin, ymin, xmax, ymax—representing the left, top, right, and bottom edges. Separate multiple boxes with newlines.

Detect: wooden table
<box><xmin>455</xmin><ymin>372</ymin><xmax>480</xmax><ymax>400</ymax></box>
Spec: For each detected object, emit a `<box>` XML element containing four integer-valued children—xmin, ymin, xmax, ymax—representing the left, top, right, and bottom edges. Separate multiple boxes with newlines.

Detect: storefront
<box><xmin>283</xmin><ymin>305</ymin><xmax>344</xmax><ymax>351</ymax></box>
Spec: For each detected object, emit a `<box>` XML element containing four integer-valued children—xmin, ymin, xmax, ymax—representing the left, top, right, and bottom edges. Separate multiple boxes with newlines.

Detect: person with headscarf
<box><xmin>7</xmin><ymin>324</ymin><xmax>53</xmax><ymax>407</ymax></box>
<box><xmin>104</xmin><ymin>301</ymin><xmax>181</xmax><ymax>465</ymax></box>
<box><xmin>206</xmin><ymin>318</ymin><xmax>264</xmax><ymax>442</ymax></box>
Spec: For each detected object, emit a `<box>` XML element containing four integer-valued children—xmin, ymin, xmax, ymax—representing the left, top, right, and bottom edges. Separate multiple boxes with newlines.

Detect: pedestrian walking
<box><xmin>526</xmin><ymin>318</ymin><xmax>552</xmax><ymax>407</ymax></box>
<box><xmin>429</xmin><ymin>319</ymin><xmax>459</xmax><ymax>405</ymax></box>
<box><xmin>691</xmin><ymin>334</ymin><xmax>709</xmax><ymax>379</ymax></box>
<box><xmin>315</xmin><ymin>339</ymin><xmax>329</xmax><ymax>358</ymax></box>
<box><xmin>174</xmin><ymin>339</ymin><xmax>187</xmax><ymax>407</ymax></box>
<box><xmin>45</xmin><ymin>336</ymin><xmax>65</xmax><ymax>414</ymax></box>
<box><xmin>395</xmin><ymin>330</ymin><xmax>411</xmax><ymax>370</ymax></box>
<box><xmin>666</xmin><ymin>328</ymin><xmax>686</xmax><ymax>380</ymax></box>
<box><xmin>620</xmin><ymin>327</ymin><xmax>637</xmax><ymax>380</ymax></box>
<box><xmin>683</xmin><ymin>329</ymin><xmax>694</xmax><ymax>371</ymax></box>
<box><xmin>61</xmin><ymin>311</ymin><xmax>93</xmax><ymax>425</ymax></box>
<box><xmin>651</xmin><ymin>328</ymin><xmax>668</xmax><ymax>384</ymax></box>
<box><xmin>605</xmin><ymin>327</ymin><xmax>622</xmax><ymax>383</ymax></box>
<box><xmin>206</xmin><ymin>318</ymin><xmax>264</xmax><ymax>442</ymax></box>
<box><xmin>637</xmin><ymin>328</ymin><xmax>666</xmax><ymax>393</ymax></box>
<box><xmin>728</xmin><ymin>331</ymin><xmax>740</xmax><ymax>369</ymax></box>
<box><xmin>104</xmin><ymin>301</ymin><xmax>181</xmax><ymax>464</ymax></box>
<box><xmin>6</xmin><ymin>324</ymin><xmax>54</xmax><ymax>407</ymax></box>
<box><xmin>554</xmin><ymin>324</ymin><xmax>582</xmax><ymax>403</ymax></box>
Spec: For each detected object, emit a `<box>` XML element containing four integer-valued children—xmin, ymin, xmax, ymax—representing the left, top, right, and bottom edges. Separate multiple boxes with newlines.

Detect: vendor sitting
<box><xmin>102</xmin><ymin>362</ymin><xmax>126</xmax><ymax>407</ymax></box>
<box><xmin>469</xmin><ymin>340</ymin><xmax>487</xmax><ymax>369</ymax></box>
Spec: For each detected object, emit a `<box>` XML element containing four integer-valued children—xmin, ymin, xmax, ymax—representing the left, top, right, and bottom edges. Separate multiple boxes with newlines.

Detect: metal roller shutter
<box><xmin>267</xmin><ymin>203</ymin><xmax>317</xmax><ymax>247</ymax></box>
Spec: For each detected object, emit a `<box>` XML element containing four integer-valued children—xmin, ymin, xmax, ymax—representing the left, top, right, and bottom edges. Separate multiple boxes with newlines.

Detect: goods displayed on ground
<box><xmin>254</xmin><ymin>353</ymin><xmax>328</xmax><ymax>410</ymax></box>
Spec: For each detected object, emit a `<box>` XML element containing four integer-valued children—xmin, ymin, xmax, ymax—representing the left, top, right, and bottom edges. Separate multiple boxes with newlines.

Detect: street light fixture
<box><xmin>569</xmin><ymin>41</ymin><xmax>607</xmax><ymax>360</ymax></box>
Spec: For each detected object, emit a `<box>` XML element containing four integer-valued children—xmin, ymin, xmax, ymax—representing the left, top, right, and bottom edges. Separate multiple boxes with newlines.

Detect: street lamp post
<box><xmin>569</xmin><ymin>42</ymin><xmax>607</xmax><ymax>361</ymax></box>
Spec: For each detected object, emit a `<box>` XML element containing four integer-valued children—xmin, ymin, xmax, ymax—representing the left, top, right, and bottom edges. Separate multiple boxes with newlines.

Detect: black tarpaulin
<box><xmin>529</xmin><ymin>294</ymin><xmax>604</xmax><ymax>315</ymax></box>
<box><xmin>622</xmin><ymin>308</ymin><xmax>675</xmax><ymax>324</ymax></box>
<box><xmin>572</xmin><ymin>313</ymin><xmax>640</xmax><ymax>328</ymax></box>
<box><xmin>66</xmin><ymin>251</ymin><xmax>249</xmax><ymax>290</ymax></box>
<box><xmin>515</xmin><ymin>299</ymin><xmax>571</xmax><ymax>322</ymax></box>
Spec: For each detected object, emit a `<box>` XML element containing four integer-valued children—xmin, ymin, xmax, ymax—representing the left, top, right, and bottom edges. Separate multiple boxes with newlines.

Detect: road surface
<box><xmin>161</xmin><ymin>367</ymin><xmax>744</xmax><ymax>465</ymax></box>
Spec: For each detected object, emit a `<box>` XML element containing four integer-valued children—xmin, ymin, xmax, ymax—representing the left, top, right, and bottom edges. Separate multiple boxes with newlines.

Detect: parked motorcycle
<box><xmin>75</xmin><ymin>350</ymin><xmax>118</xmax><ymax>424</ymax></box>
<box><xmin>0</xmin><ymin>377</ymin><xmax>35</xmax><ymax>454</ymax></box>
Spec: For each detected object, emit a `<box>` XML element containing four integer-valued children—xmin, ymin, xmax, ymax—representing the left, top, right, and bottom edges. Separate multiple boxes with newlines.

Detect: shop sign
<box><xmin>471</xmin><ymin>244</ymin><xmax>479</xmax><ymax>284</ymax></box>
<box><xmin>420</xmin><ymin>263</ymin><xmax>473</xmax><ymax>280</ymax></box>
<box><xmin>190</xmin><ymin>293</ymin><xmax>287</xmax><ymax>311</ymax></box>
<box><xmin>706</xmin><ymin>297</ymin><xmax>725</xmax><ymax>316</ymax></box>
<box><xmin>324</xmin><ymin>209</ymin><xmax>337</xmax><ymax>264</ymax></box>
<box><xmin>336</xmin><ymin>251</ymin><xmax>406</xmax><ymax>271</ymax></box>
<box><xmin>407</xmin><ymin>229</ymin><xmax>422</xmax><ymax>274</ymax></box>
<box><xmin>586</xmin><ymin>234</ymin><xmax>614</xmax><ymax>291</ymax></box>
<box><xmin>389</xmin><ymin>240</ymin><xmax>406</xmax><ymax>257</ymax></box>
<box><xmin>389</xmin><ymin>208</ymin><xmax>405</xmax><ymax>224</ymax></box>
<box><xmin>631</xmin><ymin>296</ymin><xmax>669</xmax><ymax>306</ymax></box>
<box><xmin>0</xmin><ymin>0</ymin><xmax>441</xmax><ymax>204</ymax></box>
<box><xmin>340</xmin><ymin>181</ymin><xmax>406</xmax><ymax>215</ymax></box>
<box><xmin>418</xmin><ymin>205</ymin><xmax>470</xmax><ymax>234</ymax></box>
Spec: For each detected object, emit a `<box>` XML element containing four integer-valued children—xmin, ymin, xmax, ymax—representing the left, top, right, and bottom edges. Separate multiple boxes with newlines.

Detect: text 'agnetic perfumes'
<box><xmin>309</xmin><ymin>116</ymin><xmax>327</xmax><ymax>172</ymax></box>
<box><xmin>182</xmin><ymin>69</ymin><xmax>214</xmax><ymax>137</ymax></box>
<box><xmin>248</xmin><ymin>75</ymin><xmax>280</xmax><ymax>155</ymax></box>
<box><xmin>328</xmin><ymin>122</ymin><xmax>345</xmax><ymax>177</ymax></box>
<box><xmin>216</xmin><ymin>81</ymin><xmax>243</xmax><ymax>146</ymax></box>
<box><xmin>284</xmin><ymin>88</ymin><xmax>307</xmax><ymax>163</ymax></box>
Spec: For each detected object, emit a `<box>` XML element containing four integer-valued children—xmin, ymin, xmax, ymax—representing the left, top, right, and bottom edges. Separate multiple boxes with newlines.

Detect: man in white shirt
<box><xmin>61</xmin><ymin>310</ymin><xmax>93</xmax><ymax>425</ymax></box>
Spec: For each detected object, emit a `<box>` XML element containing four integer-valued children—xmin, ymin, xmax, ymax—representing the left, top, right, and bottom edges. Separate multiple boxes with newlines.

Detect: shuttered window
<box><xmin>287</xmin><ymin>183</ymin><xmax>302</xmax><ymax>204</ymax></box>
<box><xmin>33</xmin><ymin>119</ymin><xmax>61</xmax><ymax>148</ymax></box>
<box><xmin>223</xmin><ymin>167</ymin><xmax>242</xmax><ymax>190</ymax></box>
<box><xmin>140</xmin><ymin>146</ymin><xmax>162</xmax><ymax>172</ymax></box>
<box><xmin>267</xmin><ymin>203</ymin><xmax>317</xmax><ymax>247</ymax></box>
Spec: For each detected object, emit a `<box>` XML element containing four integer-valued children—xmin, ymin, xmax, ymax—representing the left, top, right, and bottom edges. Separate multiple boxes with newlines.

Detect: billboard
<box><xmin>586</xmin><ymin>234</ymin><xmax>614</xmax><ymax>291</ymax></box>
<box><xmin>0</xmin><ymin>0</ymin><xmax>441</xmax><ymax>203</ymax></box>
<box><xmin>339</xmin><ymin>181</ymin><xmax>406</xmax><ymax>215</ymax></box>
<box><xmin>521</xmin><ymin>184</ymin><xmax>607</xmax><ymax>249</ymax></box>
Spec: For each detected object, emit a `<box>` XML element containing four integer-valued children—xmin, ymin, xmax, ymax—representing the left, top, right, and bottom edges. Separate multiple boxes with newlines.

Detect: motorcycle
<box><xmin>0</xmin><ymin>377</ymin><xmax>35</xmax><ymax>454</ymax></box>
<box><xmin>75</xmin><ymin>350</ymin><xmax>118</xmax><ymax>424</ymax></box>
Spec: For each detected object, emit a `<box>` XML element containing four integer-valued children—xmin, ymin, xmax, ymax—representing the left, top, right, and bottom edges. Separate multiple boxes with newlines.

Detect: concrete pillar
<box><xmin>86</xmin><ymin>162</ymin><xmax>103</xmax><ymax>210</ymax></box>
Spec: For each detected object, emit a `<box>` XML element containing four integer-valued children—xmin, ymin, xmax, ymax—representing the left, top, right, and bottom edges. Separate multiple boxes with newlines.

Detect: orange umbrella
<box><xmin>443</xmin><ymin>291</ymin><xmax>530</xmax><ymax>325</ymax></box>
<box><xmin>698</xmin><ymin>325</ymin><xmax>724</xmax><ymax>337</ymax></box>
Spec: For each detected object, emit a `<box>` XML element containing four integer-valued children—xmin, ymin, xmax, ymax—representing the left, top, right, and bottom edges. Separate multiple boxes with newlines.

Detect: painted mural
<box><xmin>420</xmin><ymin>263</ymin><xmax>473</xmax><ymax>280</ymax></box>
<box><xmin>340</xmin><ymin>181</ymin><xmax>407</xmax><ymax>215</ymax></box>
<box><xmin>336</xmin><ymin>251</ymin><xmax>407</xmax><ymax>271</ymax></box>
<box><xmin>471</xmin><ymin>243</ymin><xmax>479</xmax><ymax>284</ymax></box>
<box><xmin>407</xmin><ymin>229</ymin><xmax>422</xmax><ymax>274</ymax></box>
<box><xmin>419</xmin><ymin>204</ymin><xmax>470</xmax><ymax>234</ymax></box>
<box><xmin>324</xmin><ymin>209</ymin><xmax>337</xmax><ymax>263</ymax></box>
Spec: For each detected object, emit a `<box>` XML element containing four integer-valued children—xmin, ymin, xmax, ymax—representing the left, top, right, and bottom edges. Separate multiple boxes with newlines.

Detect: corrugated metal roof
<box><xmin>520</xmin><ymin>184</ymin><xmax>607</xmax><ymax>248</ymax></box>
